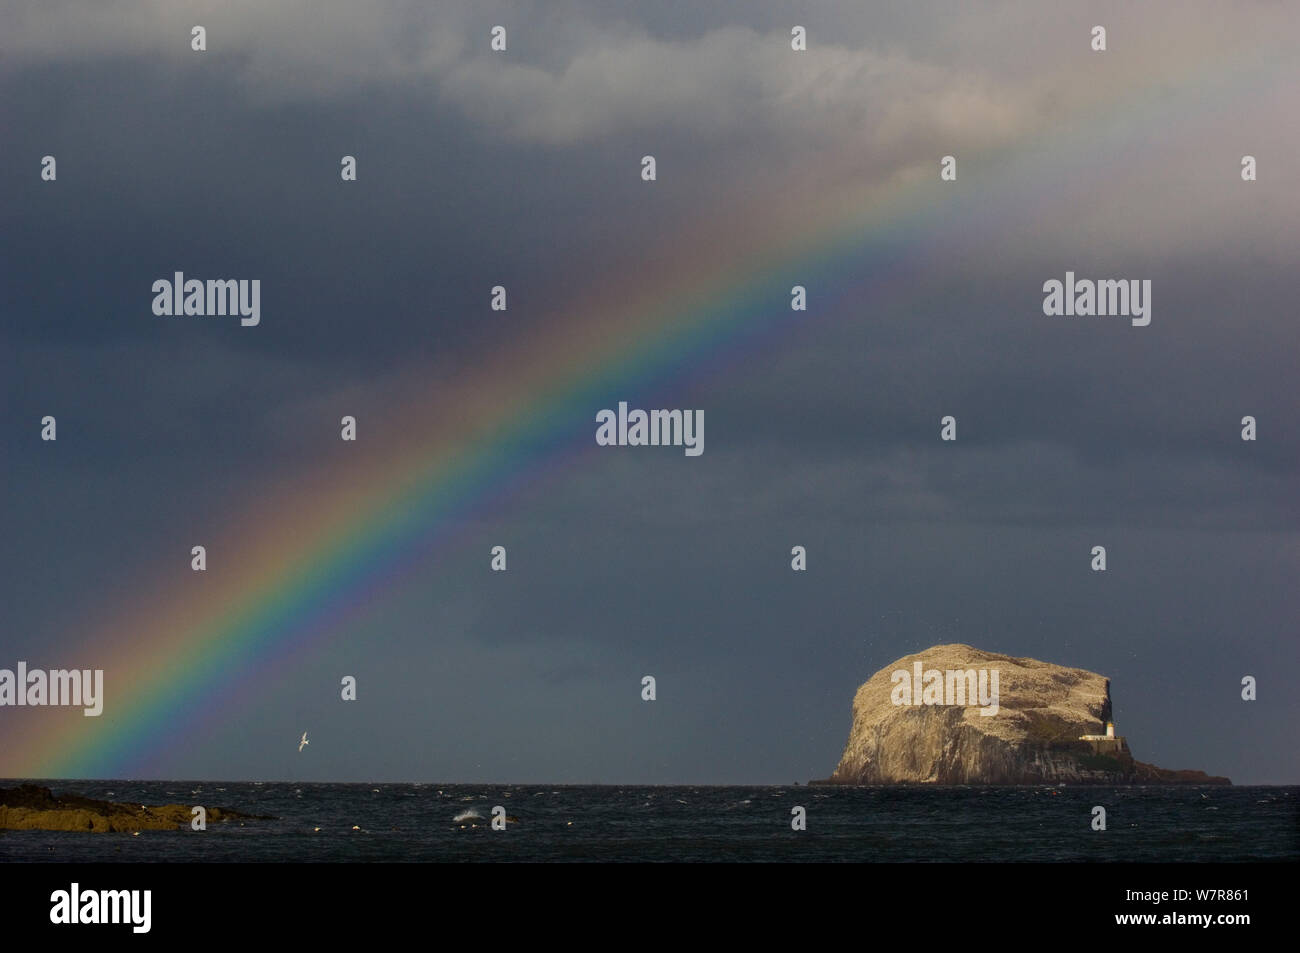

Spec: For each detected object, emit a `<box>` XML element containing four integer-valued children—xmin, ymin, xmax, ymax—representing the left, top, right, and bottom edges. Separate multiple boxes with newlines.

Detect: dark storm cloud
<box><xmin>2</xmin><ymin>1</ymin><xmax>1296</xmax><ymax>783</ymax></box>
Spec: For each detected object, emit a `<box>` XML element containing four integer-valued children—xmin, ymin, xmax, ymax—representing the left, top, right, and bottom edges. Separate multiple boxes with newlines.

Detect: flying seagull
<box><xmin>298</xmin><ymin>732</ymin><xmax>309</xmax><ymax>752</ymax></box>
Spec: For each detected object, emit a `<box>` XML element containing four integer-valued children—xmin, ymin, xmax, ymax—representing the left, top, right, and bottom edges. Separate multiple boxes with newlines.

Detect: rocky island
<box><xmin>817</xmin><ymin>644</ymin><xmax>1230</xmax><ymax>785</ymax></box>
<box><xmin>0</xmin><ymin>784</ymin><xmax>272</xmax><ymax>832</ymax></box>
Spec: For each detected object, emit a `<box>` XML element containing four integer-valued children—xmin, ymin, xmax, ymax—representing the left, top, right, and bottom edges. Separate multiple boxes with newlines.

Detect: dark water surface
<box><xmin>3</xmin><ymin>780</ymin><xmax>1296</xmax><ymax>862</ymax></box>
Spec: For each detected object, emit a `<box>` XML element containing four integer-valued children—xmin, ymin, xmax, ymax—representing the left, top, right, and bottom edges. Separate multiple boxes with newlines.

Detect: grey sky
<box><xmin>1</xmin><ymin>1</ymin><xmax>1296</xmax><ymax>783</ymax></box>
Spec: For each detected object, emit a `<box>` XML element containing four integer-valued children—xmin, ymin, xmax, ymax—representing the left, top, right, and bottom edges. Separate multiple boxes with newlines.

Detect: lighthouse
<box><xmin>1080</xmin><ymin>720</ymin><xmax>1119</xmax><ymax>743</ymax></box>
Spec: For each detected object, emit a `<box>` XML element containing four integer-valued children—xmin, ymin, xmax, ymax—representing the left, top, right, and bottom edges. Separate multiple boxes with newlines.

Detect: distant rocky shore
<box><xmin>0</xmin><ymin>784</ymin><xmax>272</xmax><ymax>832</ymax></box>
<box><xmin>814</xmin><ymin>644</ymin><xmax>1231</xmax><ymax>786</ymax></box>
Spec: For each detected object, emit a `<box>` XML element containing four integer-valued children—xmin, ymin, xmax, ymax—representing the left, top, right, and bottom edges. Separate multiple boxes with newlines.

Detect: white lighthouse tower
<box><xmin>1080</xmin><ymin>720</ymin><xmax>1118</xmax><ymax>742</ymax></box>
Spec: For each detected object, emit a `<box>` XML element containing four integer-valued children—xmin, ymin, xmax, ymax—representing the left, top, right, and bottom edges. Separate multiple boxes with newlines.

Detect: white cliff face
<box><xmin>828</xmin><ymin>644</ymin><xmax>1124</xmax><ymax>785</ymax></box>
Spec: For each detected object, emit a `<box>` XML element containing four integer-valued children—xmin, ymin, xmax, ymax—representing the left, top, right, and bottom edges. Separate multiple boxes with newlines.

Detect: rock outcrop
<box><xmin>0</xmin><ymin>784</ymin><xmax>272</xmax><ymax>832</ymax></box>
<box><xmin>819</xmin><ymin>644</ymin><xmax>1229</xmax><ymax>785</ymax></box>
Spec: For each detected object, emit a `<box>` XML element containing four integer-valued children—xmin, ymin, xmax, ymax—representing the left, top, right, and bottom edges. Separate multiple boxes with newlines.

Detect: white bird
<box><xmin>298</xmin><ymin>732</ymin><xmax>309</xmax><ymax>752</ymax></box>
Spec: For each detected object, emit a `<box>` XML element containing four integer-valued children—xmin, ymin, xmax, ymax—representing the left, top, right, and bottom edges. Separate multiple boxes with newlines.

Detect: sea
<box><xmin>3</xmin><ymin>780</ymin><xmax>1296</xmax><ymax>863</ymax></box>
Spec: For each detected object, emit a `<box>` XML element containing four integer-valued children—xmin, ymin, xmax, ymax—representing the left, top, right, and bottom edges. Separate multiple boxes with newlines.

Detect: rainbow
<box><xmin>4</xmin><ymin>40</ymin><xmax>1281</xmax><ymax>779</ymax></box>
